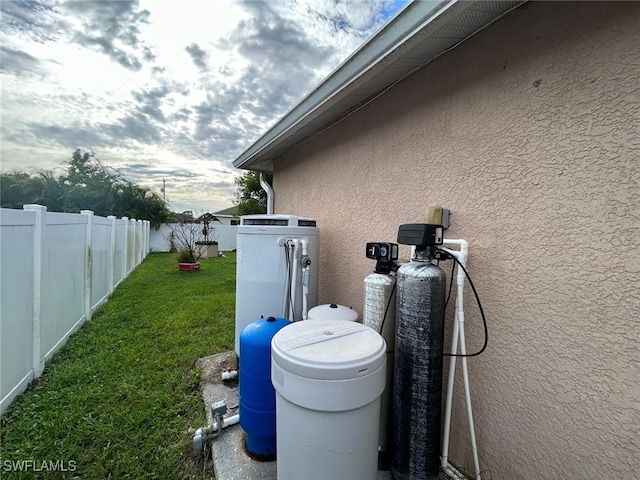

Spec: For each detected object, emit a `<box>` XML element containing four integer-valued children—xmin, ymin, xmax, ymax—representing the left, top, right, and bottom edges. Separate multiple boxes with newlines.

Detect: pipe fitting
<box><xmin>192</xmin><ymin>412</ymin><xmax>241</xmax><ymax>457</ymax></box>
<box><xmin>259</xmin><ymin>173</ymin><xmax>273</xmax><ymax>215</ymax></box>
<box><xmin>221</xmin><ymin>370</ymin><xmax>238</xmax><ymax>381</ymax></box>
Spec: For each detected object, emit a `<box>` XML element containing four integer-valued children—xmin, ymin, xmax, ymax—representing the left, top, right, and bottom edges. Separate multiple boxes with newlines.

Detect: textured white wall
<box><xmin>273</xmin><ymin>2</ymin><xmax>640</xmax><ymax>478</ymax></box>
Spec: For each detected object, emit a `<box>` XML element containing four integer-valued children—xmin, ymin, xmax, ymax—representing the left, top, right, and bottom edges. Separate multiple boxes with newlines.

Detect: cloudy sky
<box><xmin>0</xmin><ymin>0</ymin><xmax>408</xmax><ymax>213</ymax></box>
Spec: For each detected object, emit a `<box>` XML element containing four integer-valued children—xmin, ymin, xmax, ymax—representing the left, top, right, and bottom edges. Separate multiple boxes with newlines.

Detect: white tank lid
<box><xmin>307</xmin><ymin>303</ymin><xmax>359</xmax><ymax>322</ymax></box>
<box><xmin>271</xmin><ymin>320</ymin><xmax>385</xmax><ymax>381</ymax></box>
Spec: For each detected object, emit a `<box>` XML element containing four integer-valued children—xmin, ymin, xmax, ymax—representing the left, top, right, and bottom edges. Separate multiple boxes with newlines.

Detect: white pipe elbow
<box><xmin>299</xmin><ymin>237</ymin><xmax>308</xmax><ymax>256</ymax></box>
<box><xmin>259</xmin><ymin>173</ymin><xmax>273</xmax><ymax>215</ymax></box>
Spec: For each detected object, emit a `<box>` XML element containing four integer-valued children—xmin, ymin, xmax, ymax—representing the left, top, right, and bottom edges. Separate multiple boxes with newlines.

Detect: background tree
<box><xmin>59</xmin><ymin>150</ymin><xmax>121</xmax><ymax>215</ymax></box>
<box><xmin>234</xmin><ymin>171</ymin><xmax>272</xmax><ymax>216</ymax></box>
<box><xmin>0</xmin><ymin>171</ymin><xmax>38</xmax><ymax>209</ymax></box>
<box><xmin>0</xmin><ymin>149</ymin><xmax>171</xmax><ymax>228</ymax></box>
<box><xmin>0</xmin><ymin>170</ymin><xmax>66</xmax><ymax>211</ymax></box>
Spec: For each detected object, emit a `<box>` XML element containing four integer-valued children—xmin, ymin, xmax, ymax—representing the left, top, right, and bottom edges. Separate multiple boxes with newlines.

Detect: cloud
<box><xmin>0</xmin><ymin>1</ymin><xmax>67</xmax><ymax>43</ymax></box>
<box><xmin>103</xmin><ymin>113</ymin><xmax>161</xmax><ymax>145</ymax></box>
<box><xmin>170</xmin><ymin>107</ymin><xmax>191</xmax><ymax>123</ymax></box>
<box><xmin>119</xmin><ymin>163</ymin><xmax>200</xmax><ymax>180</ymax></box>
<box><xmin>0</xmin><ymin>0</ymin><xmax>408</xmax><ymax>212</ymax></box>
<box><xmin>26</xmin><ymin>106</ymin><xmax>163</xmax><ymax>151</ymax></box>
<box><xmin>228</xmin><ymin>2</ymin><xmax>335</xmax><ymax>67</ymax></box>
<box><xmin>304</xmin><ymin>0</ymin><xmax>399</xmax><ymax>35</ymax></box>
<box><xmin>185</xmin><ymin>43</ymin><xmax>208</xmax><ymax>70</ymax></box>
<box><xmin>191</xmin><ymin>90</ymin><xmax>261</xmax><ymax>163</ymax></box>
<box><xmin>132</xmin><ymin>85</ymin><xmax>170</xmax><ymax>122</ymax></box>
<box><xmin>27</xmin><ymin>123</ymin><xmax>111</xmax><ymax>150</ymax></box>
<box><xmin>190</xmin><ymin>3</ymin><xmax>342</xmax><ymax>162</ymax></box>
<box><xmin>63</xmin><ymin>0</ymin><xmax>154</xmax><ymax>71</ymax></box>
<box><xmin>74</xmin><ymin>32</ymin><xmax>143</xmax><ymax>71</ymax></box>
<box><xmin>0</xmin><ymin>45</ymin><xmax>43</xmax><ymax>75</ymax></box>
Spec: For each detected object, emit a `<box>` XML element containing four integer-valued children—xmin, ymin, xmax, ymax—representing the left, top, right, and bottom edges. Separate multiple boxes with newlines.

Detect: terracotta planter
<box><xmin>178</xmin><ymin>262</ymin><xmax>200</xmax><ymax>271</ymax></box>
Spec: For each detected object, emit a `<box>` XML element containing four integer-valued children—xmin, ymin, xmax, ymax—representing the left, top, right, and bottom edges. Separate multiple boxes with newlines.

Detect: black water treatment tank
<box><xmin>392</xmin><ymin>259</ymin><xmax>446</xmax><ymax>480</ymax></box>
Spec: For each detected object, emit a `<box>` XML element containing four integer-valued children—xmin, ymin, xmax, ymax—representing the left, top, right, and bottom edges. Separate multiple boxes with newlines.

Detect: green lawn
<box><xmin>0</xmin><ymin>252</ymin><xmax>235</xmax><ymax>479</ymax></box>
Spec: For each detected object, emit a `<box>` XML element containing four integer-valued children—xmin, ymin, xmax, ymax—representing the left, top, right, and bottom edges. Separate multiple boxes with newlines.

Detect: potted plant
<box><xmin>169</xmin><ymin>220</ymin><xmax>203</xmax><ymax>271</ymax></box>
<box><xmin>195</xmin><ymin>218</ymin><xmax>219</xmax><ymax>258</ymax></box>
<box><xmin>176</xmin><ymin>247</ymin><xmax>200</xmax><ymax>271</ymax></box>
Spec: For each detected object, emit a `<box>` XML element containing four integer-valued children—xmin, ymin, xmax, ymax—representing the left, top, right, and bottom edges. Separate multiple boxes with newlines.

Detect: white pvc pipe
<box><xmin>282</xmin><ymin>240</ymin><xmax>292</xmax><ymax>318</ymax></box>
<box><xmin>459</xmin><ymin>314</ymin><xmax>481</xmax><ymax>480</ymax></box>
<box><xmin>259</xmin><ymin>173</ymin><xmax>274</xmax><ymax>215</ymax></box>
<box><xmin>440</xmin><ymin>239</ymin><xmax>480</xmax><ymax>480</ymax></box>
<box><xmin>193</xmin><ymin>412</ymin><xmax>242</xmax><ymax>455</ymax></box>
<box><xmin>288</xmin><ymin>239</ymin><xmax>300</xmax><ymax>321</ymax></box>
<box><xmin>300</xmin><ymin>238</ymin><xmax>309</xmax><ymax>320</ymax></box>
<box><xmin>221</xmin><ymin>370</ymin><xmax>238</xmax><ymax>381</ymax></box>
<box><xmin>442</xmin><ymin>238</ymin><xmax>469</xmax><ymax>253</ymax></box>
<box><xmin>441</xmin><ymin>246</ymin><xmax>466</xmax><ymax>468</ymax></box>
<box><xmin>442</xmin><ymin>463</ymin><xmax>468</xmax><ymax>480</ymax></box>
<box><xmin>214</xmin><ymin>413</ymin><xmax>240</xmax><ymax>431</ymax></box>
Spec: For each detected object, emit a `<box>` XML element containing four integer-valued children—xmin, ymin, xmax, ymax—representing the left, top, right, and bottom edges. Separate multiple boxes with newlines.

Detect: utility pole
<box><xmin>161</xmin><ymin>178</ymin><xmax>166</xmax><ymax>202</ymax></box>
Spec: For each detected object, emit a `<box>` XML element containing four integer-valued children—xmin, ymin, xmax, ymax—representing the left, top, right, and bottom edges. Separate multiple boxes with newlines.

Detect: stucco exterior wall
<box><xmin>271</xmin><ymin>2</ymin><xmax>639</xmax><ymax>479</ymax></box>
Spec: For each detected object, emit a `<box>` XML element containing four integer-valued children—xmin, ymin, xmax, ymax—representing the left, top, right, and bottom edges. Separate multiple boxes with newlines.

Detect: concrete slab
<box><xmin>197</xmin><ymin>351</ymin><xmax>393</xmax><ymax>480</ymax></box>
<box><xmin>196</xmin><ymin>352</ymin><xmax>277</xmax><ymax>480</ymax></box>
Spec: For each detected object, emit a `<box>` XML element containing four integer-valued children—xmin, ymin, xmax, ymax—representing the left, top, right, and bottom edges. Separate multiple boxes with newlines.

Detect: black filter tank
<box><xmin>392</xmin><ymin>258</ymin><xmax>446</xmax><ymax>480</ymax></box>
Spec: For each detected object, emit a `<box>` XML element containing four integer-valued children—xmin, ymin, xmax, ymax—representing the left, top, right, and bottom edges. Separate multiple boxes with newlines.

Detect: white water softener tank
<box><xmin>235</xmin><ymin>215</ymin><xmax>319</xmax><ymax>355</ymax></box>
<box><xmin>271</xmin><ymin>320</ymin><xmax>386</xmax><ymax>480</ymax></box>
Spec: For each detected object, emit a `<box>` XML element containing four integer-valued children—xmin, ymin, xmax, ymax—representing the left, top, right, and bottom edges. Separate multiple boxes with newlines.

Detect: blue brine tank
<box><xmin>239</xmin><ymin>316</ymin><xmax>291</xmax><ymax>458</ymax></box>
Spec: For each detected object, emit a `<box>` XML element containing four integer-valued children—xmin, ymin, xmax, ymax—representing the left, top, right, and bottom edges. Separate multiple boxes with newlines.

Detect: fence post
<box><xmin>81</xmin><ymin>210</ymin><xmax>93</xmax><ymax>321</ymax></box>
<box><xmin>132</xmin><ymin>219</ymin><xmax>137</xmax><ymax>269</ymax></box>
<box><xmin>137</xmin><ymin>219</ymin><xmax>143</xmax><ymax>265</ymax></box>
<box><xmin>23</xmin><ymin>204</ymin><xmax>46</xmax><ymax>378</ymax></box>
<box><xmin>107</xmin><ymin>215</ymin><xmax>116</xmax><ymax>294</ymax></box>
<box><xmin>134</xmin><ymin>219</ymin><xmax>139</xmax><ymax>266</ymax></box>
<box><xmin>144</xmin><ymin>221</ymin><xmax>150</xmax><ymax>257</ymax></box>
<box><xmin>129</xmin><ymin>218</ymin><xmax>135</xmax><ymax>274</ymax></box>
<box><xmin>122</xmin><ymin>217</ymin><xmax>129</xmax><ymax>277</ymax></box>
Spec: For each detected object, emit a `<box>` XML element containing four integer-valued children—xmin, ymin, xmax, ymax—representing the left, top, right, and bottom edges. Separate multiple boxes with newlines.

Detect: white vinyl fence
<box><xmin>149</xmin><ymin>223</ymin><xmax>238</xmax><ymax>252</ymax></box>
<box><xmin>0</xmin><ymin>205</ymin><xmax>150</xmax><ymax>414</ymax></box>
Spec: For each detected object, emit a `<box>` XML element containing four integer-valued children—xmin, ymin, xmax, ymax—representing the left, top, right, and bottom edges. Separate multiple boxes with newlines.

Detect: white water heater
<box><xmin>235</xmin><ymin>214</ymin><xmax>319</xmax><ymax>355</ymax></box>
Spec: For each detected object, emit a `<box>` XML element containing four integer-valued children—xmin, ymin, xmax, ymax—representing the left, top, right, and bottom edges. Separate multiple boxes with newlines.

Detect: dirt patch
<box><xmin>196</xmin><ymin>351</ymin><xmax>238</xmax><ymax>384</ymax></box>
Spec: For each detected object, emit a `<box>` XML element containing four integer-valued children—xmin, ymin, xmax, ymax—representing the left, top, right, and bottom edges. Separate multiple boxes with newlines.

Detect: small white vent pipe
<box><xmin>259</xmin><ymin>172</ymin><xmax>273</xmax><ymax>215</ymax></box>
